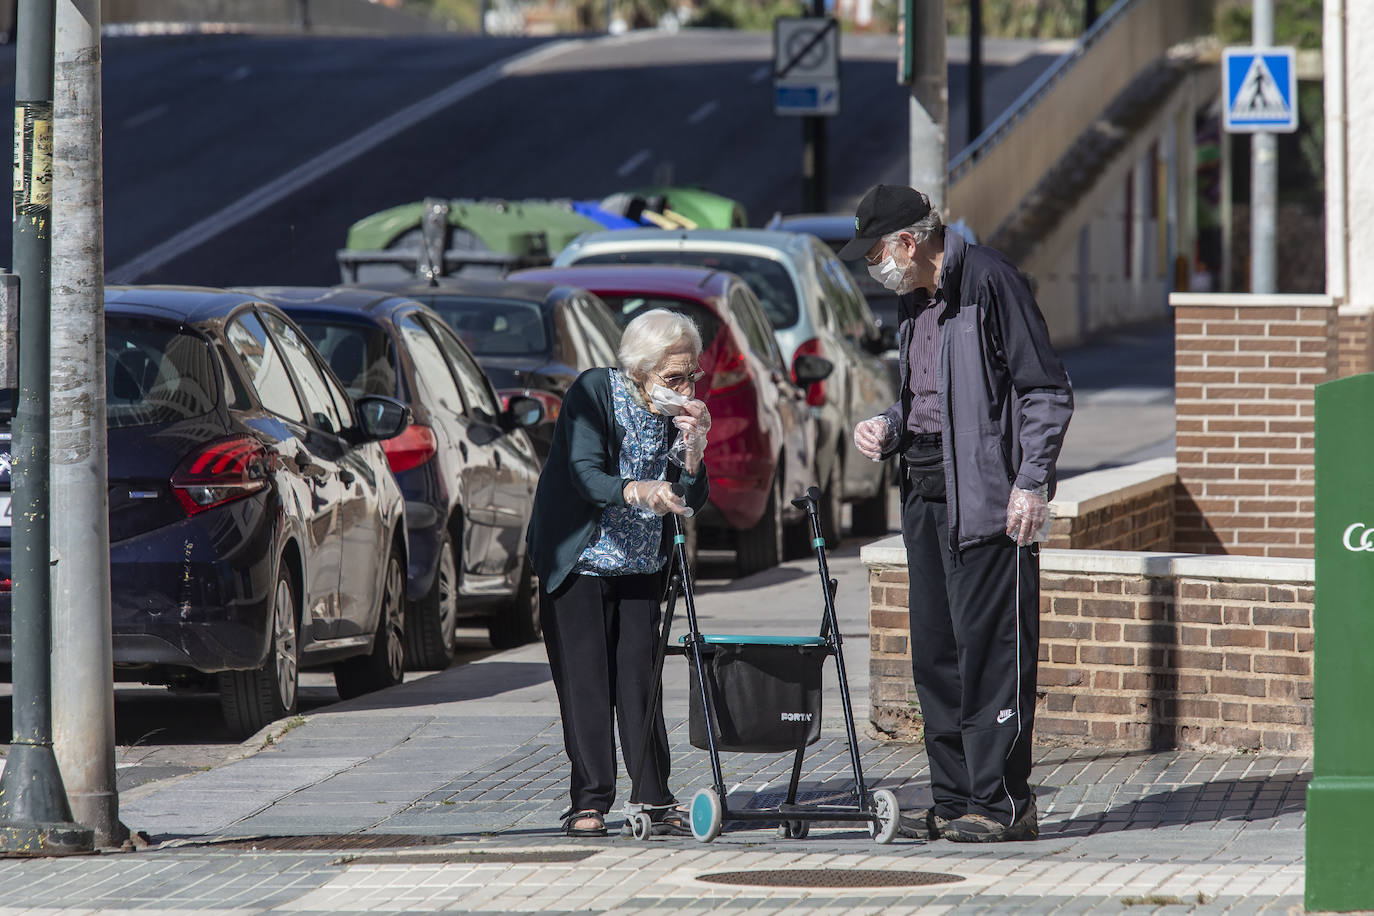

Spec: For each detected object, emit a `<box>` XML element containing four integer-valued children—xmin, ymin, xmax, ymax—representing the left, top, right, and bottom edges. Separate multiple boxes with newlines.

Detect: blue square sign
<box><xmin>1223</xmin><ymin>47</ymin><xmax>1298</xmax><ymax>133</ymax></box>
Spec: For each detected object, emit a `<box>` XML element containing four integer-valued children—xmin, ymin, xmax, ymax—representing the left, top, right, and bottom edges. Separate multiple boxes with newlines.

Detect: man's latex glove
<box><xmin>623</xmin><ymin>480</ymin><xmax>688</xmax><ymax>516</ymax></box>
<box><xmin>671</xmin><ymin>400</ymin><xmax>712</xmax><ymax>473</ymax></box>
<box><xmin>853</xmin><ymin>415</ymin><xmax>897</xmax><ymax>461</ymax></box>
<box><xmin>1006</xmin><ymin>485</ymin><xmax>1050</xmax><ymax>546</ymax></box>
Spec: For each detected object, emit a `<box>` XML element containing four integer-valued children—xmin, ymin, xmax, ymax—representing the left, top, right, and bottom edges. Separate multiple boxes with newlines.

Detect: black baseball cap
<box><xmin>837</xmin><ymin>184</ymin><xmax>933</xmax><ymax>260</ymax></box>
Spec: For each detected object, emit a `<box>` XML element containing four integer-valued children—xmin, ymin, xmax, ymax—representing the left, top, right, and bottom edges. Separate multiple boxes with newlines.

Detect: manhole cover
<box><xmin>196</xmin><ymin>834</ymin><xmax>457</xmax><ymax>851</ymax></box>
<box><xmin>698</xmin><ymin>869</ymin><xmax>963</xmax><ymax>889</ymax></box>
<box><xmin>336</xmin><ymin>850</ymin><xmax>596</xmax><ymax>866</ymax></box>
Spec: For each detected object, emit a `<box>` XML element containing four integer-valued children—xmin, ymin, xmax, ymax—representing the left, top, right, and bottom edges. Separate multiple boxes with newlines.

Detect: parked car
<box><xmin>511</xmin><ymin>265</ymin><xmax>832</xmax><ymax>574</ymax></box>
<box><xmin>764</xmin><ymin>213</ymin><xmax>902</xmax><ymax>334</ymax></box>
<box><xmin>240</xmin><ymin>287</ymin><xmax>545</xmax><ymax>662</ymax></box>
<box><xmin>554</xmin><ymin>229</ymin><xmax>898</xmax><ymax>542</ymax></box>
<box><xmin>1</xmin><ymin>287</ymin><xmax>413</xmax><ymax>738</ymax></box>
<box><xmin>342</xmin><ymin>277</ymin><xmax>622</xmax><ymax>458</ymax></box>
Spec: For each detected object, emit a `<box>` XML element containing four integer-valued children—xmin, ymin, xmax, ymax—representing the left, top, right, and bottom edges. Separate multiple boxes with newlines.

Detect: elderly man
<box><xmin>843</xmin><ymin>185</ymin><xmax>1073</xmax><ymax>843</ymax></box>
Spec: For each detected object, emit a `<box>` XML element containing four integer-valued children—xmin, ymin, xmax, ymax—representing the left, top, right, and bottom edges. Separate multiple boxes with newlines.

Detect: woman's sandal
<box><xmin>649</xmin><ymin>804</ymin><xmax>693</xmax><ymax>837</ymax></box>
<box><xmin>563</xmin><ymin>809</ymin><xmax>608</xmax><ymax>838</ymax></box>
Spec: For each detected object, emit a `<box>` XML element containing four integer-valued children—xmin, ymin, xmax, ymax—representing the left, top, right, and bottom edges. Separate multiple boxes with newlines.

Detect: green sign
<box><xmin>1308</xmin><ymin>372</ymin><xmax>1374</xmax><ymax>911</ymax></box>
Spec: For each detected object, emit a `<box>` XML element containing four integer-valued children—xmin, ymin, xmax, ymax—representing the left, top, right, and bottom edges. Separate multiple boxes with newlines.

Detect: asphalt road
<box><xmin>0</xmin><ymin>30</ymin><xmax>1061</xmax><ymax>287</ymax></box>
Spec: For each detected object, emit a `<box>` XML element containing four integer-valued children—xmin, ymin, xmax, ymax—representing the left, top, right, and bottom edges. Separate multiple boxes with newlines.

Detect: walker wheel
<box><xmin>780</xmin><ymin>819</ymin><xmax>809</xmax><ymax>839</ymax></box>
<box><xmin>630</xmin><ymin>811</ymin><xmax>653</xmax><ymax>841</ymax></box>
<box><xmin>690</xmin><ymin>787</ymin><xmax>723</xmax><ymax>843</ymax></box>
<box><xmin>870</xmin><ymin>789</ymin><xmax>900</xmax><ymax>845</ymax></box>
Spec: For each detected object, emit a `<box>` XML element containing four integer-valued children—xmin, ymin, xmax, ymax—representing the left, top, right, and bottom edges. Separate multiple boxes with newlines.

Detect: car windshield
<box><xmin>595</xmin><ymin>294</ymin><xmax>723</xmax><ymax>345</ymax></box>
<box><xmin>573</xmin><ymin>251</ymin><xmax>799</xmax><ymax>328</ymax></box>
<box><xmin>297</xmin><ymin>320</ymin><xmax>399</xmax><ymax>398</ymax></box>
<box><xmin>105</xmin><ymin>318</ymin><xmax>218</xmax><ymax>429</ymax></box>
<box><xmin>418</xmin><ymin>296</ymin><xmax>548</xmax><ymax>357</ymax></box>
<box><xmin>824</xmin><ymin>238</ymin><xmax>889</xmax><ymax>298</ymax></box>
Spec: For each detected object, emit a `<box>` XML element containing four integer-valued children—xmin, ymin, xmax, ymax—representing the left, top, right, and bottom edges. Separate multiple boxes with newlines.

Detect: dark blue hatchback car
<box><xmin>0</xmin><ymin>287</ymin><xmax>413</xmax><ymax>738</ymax></box>
<box><xmin>240</xmin><ymin>287</ymin><xmax>545</xmax><ymax>664</ymax></box>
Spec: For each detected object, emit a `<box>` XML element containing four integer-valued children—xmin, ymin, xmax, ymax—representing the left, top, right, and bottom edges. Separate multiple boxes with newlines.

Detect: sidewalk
<box><xmin>0</xmin><ymin>539</ymin><xmax>1309</xmax><ymax>914</ymax></box>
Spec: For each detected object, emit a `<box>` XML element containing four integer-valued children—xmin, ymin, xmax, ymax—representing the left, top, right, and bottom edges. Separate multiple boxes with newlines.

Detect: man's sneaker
<box><xmin>943</xmin><ymin>801</ymin><xmax>1038</xmax><ymax>843</ymax></box>
<box><xmin>897</xmin><ymin>808</ymin><xmax>951</xmax><ymax>840</ymax></box>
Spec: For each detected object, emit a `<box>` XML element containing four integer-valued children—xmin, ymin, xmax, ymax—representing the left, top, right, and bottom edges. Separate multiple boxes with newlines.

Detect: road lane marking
<box><xmin>750</xmin><ymin>65</ymin><xmax>770</xmax><ymax>83</ymax></box>
<box><xmin>107</xmin><ymin>39</ymin><xmax>584</xmax><ymax>284</ymax></box>
<box><xmin>122</xmin><ymin>103</ymin><xmax>169</xmax><ymax>129</ymax></box>
<box><xmin>616</xmin><ymin>148</ymin><xmax>652</xmax><ymax>178</ymax></box>
<box><xmin>226</xmin><ymin>65</ymin><xmax>252</xmax><ymax>82</ymax></box>
<box><xmin>686</xmin><ymin>100</ymin><xmax>718</xmax><ymax>124</ymax></box>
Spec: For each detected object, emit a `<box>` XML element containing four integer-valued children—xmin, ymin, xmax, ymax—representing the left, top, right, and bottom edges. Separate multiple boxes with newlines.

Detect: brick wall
<box><xmin>1170</xmin><ymin>294</ymin><xmax>1338</xmax><ymax>558</ymax></box>
<box><xmin>1046</xmin><ymin>459</ymin><xmax>1176</xmax><ymax>552</ymax></box>
<box><xmin>863</xmin><ymin>543</ymin><xmax>1314</xmax><ymax>752</ymax></box>
<box><xmin>1338</xmin><ymin>307</ymin><xmax>1374</xmax><ymax>378</ymax></box>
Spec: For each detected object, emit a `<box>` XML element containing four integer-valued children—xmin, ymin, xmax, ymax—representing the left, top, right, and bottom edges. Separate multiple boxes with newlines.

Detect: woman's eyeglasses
<box><xmin>656</xmin><ymin>369</ymin><xmax>705</xmax><ymax>389</ymax></box>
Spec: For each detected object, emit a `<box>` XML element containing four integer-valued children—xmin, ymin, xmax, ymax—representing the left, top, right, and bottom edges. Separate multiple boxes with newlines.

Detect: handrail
<box><xmin>948</xmin><ymin>0</ymin><xmax>1140</xmax><ymax>182</ymax></box>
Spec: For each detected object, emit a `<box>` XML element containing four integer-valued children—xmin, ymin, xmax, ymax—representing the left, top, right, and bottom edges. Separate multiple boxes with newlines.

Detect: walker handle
<box><xmin>791</xmin><ymin>486</ymin><xmax>821</xmax><ymax>513</ymax></box>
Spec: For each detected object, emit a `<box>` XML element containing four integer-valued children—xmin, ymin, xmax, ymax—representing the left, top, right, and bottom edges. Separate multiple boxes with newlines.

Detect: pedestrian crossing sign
<box><xmin>1223</xmin><ymin>47</ymin><xmax>1298</xmax><ymax>133</ymax></box>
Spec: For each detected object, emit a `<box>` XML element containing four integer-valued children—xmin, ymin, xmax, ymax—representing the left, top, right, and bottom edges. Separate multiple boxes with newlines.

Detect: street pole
<box><xmin>801</xmin><ymin>0</ymin><xmax>828</xmax><ymax>213</ymax></box>
<box><xmin>968</xmin><ymin>0</ymin><xmax>982</xmax><ymax>146</ymax></box>
<box><xmin>1250</xmin><ymin>0</ymin><xmax>1277</xmax><ymax>293</ymax></box>
<box><xmin>51</xmin><ymin>0</ymin><xmax>123</xmax><ymax>848</ymax></box>
<box><xmin>0</xmin><ymin>0</ymin><xmax>94</xmax><ymax>856</ymax></box>
<box><xmin>906</xmin><ymin>0</ymin><xmax>947</xmax><ymax>211</ymax></box>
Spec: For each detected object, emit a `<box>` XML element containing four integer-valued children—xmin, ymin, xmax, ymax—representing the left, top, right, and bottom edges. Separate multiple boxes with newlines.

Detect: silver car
<box><xmin>555</xmin><ymin>229</ymin><xmax>897</xmax><ymax>543</ymax></box>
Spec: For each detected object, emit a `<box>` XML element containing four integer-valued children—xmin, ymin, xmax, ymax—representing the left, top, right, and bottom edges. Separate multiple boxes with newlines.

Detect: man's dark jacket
<box><xmin>527</xmin><ymin>368</ymin><xmax>709</xmax><ymax>593</ymax></box>
<box><xmin>879</xmin><ymin>233</ymin><xmax>1073</xmax><ymax>550</ymax></box>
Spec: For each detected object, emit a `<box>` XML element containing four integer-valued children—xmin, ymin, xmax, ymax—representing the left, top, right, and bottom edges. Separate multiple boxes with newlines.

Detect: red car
<box><xmin>511</xmin><ymin>265</ymin><xmax>832</xmax><ymax>575</ymax></box>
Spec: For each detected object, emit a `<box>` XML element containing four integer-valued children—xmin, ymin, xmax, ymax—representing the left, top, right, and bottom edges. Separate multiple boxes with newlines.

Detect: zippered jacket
<box><xmin>879</xmin><ymin>233</ymin><xmax>1073</xmax><ymax>550</ymax></box>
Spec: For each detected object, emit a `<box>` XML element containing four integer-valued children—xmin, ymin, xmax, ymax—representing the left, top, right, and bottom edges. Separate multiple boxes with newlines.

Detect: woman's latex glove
<box><xmin>670</xmin><ymin>399</ymin><xmax>712</xmax><ymax>474</ymax></box>
<box><xmin>853</xmin><ymin>415</ymin><xmax>897</xmax><ymax>461</ymax></box>
<box><xmin>1006</xmin><ymin>485</ymin><xmax>1050</xmax><ymax>546</ymax></box>
<box><xmin>623</xmin><ymin>480</ymin><xmax>689</xmax><ymax>516</ymax></box>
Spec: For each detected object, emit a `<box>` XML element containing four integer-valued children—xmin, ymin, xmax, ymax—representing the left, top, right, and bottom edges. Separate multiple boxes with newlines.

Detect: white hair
<box><xmin>883</xmin><ymin>207</ymin><xmax>946</xmax><ymax>248</ymax></box>
<box><xmin>617</xmin><ymin>309</ymin><xmax>702</xmax><ymax>381</ymax></box>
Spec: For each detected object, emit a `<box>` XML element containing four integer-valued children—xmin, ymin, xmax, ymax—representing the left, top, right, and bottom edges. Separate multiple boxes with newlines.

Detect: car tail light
<box><xmin>708</xmin><ymin>345</ymin><xmax>749</xmax><ymax>395</ymax></box>
<box><xmin>0</xmin><ymin>578</ymin><xmax>11</xmax><ymax>593</ymax></box>
<box><xmin>382</xmin><ymin>424</ymin><xmax>437</xmax><ymax>474</ymax></box>
<box><xmin>498</xmin><ymin>388</ymin><xmax>561</xmax><ymax>424</ymax></box>
<box><xmin>792</xmin><ymin>338</ymin><xmax>827</xmax><ymax>407</ymax></box>
<box><xmin>171</xmin><ymin>436</ymin><xmax>271</xmax><ymax>517</ymax></box>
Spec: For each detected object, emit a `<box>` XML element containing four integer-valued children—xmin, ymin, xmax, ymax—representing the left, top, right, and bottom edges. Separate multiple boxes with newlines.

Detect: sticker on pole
<box><xmin>1223</xmin><ymin>47</ymin><xmax>1298</xmax><ymax>133</ymax></box>
<box><xmin>773</xmin><ymin>17</ymin><xmax>840</xmax><ymax>117</ymax></box>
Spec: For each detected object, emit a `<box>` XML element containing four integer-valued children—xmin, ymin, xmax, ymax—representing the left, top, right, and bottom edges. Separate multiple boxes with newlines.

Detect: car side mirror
<box><xmin>792</xmin><ymin>354</ymin><xmax>834</xmax><ymax>388</ymax></box>
<box><xmin>354</xmin><ymin>395</ymin><xmax>411</xmax><ymax>442</ymax></box>
<box><xmin>502</xmin><ymin>395</ymin><xmax>545</xmax><ymax>431</ymax></box>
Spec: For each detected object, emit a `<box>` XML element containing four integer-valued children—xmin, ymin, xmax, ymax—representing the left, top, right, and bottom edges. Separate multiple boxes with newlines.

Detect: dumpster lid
<box><xmin>679</xmin><ymin>634</ymin><xmax>827</xmax><ymax>646</ymax></box>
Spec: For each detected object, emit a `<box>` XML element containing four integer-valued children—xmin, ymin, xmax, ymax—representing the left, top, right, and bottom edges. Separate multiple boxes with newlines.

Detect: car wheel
<box><xmin>735</xmin><ymin>473</ymin><xmax>782</xmax><ymax>577</ymax></box>
<box><xmin>488</xmin><ymin>554</ymin><xmax>540</xmax><ymax>649</ymax></box>
<box><xmin>218</xmin><ymin>564</ymin><xmax>299</xmax><ymax>739</ymax></box>
<box><xmin>850</xmin><ymin>467</ymin><xmax>892</xmax><ymax>537</ymax></box>
<box><xmin>334</xmin><ymin>547</ymin><xmax>406</xmax><ymax>700</ymax></box>
<box><xmin>405</xmin><ymin>529</ymin><xmax>458</xmax><ymax>671</ymax></box>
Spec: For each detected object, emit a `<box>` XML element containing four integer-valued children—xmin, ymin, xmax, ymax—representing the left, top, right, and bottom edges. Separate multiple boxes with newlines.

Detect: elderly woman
<box><xmin>527</xmin><ymin>309</ymin><xmax>711</xmax><ymax>838</ymax></box>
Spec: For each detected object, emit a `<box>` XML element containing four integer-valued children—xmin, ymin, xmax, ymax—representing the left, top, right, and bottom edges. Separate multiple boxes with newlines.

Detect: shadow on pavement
<box><xmin>313</xmin><ymin>660</ymin><xmax>553</xmax><ymax>713</ymax></box>
<box><xmin>1044</xmin><ymin>773</ymin><xmax>1310</xmax><ymax>838</ymax></box>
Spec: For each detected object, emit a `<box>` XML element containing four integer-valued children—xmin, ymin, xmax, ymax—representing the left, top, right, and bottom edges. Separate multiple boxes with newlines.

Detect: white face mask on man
<box><xmin>868</xmin><ymin>251</ymin><xmax>907</xmax><ymax>292</ymax></box>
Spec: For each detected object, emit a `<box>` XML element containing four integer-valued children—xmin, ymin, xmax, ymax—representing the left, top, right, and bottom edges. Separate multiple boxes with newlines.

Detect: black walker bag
<box><xmin>686</xmin><ymin>637</ymin><xmax>826</xmax><ymax>753</ymax></box>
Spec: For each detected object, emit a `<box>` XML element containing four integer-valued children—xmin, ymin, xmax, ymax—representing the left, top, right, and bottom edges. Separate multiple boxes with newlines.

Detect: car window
<box><xmin>595</xmin><ymin>293</ymin><xmax>723</xmax><ymax>349</ymax></box>
<box><xmin>828</xmin><ymin>253</ymin><xmax>882</xmax><ymax>335</ymax></box>
<box><xmin>420</xmin><ymin>295</ymin><xmax>548</xmax><ymax>357</ymax></box>
<box><xmin>105</xmin><ymin>317</ymin><xmax>218</xmax><ymax>429</ymax></box>
<box><xmin>397</xmin><ymin>312</ymin><xmax>464</xmax><ymax>414</ymax></box>
<box><xmin>813</xmin><ymin>247</ymin><xmax>857</xmax><ymax>333</ymax></box>
<box><xmin>729</xmin><ymin>288</ymin><xmax>785</xmax><ymax>371</ymax></box>
<box><xmin>429</xmin><ymin>318</ymin><xmax>501</xmax><ymax>416</ymax></box>
<box><xmin>262</xmin><ymin>311</ymin><xmax>343</xmax><ymax>435</ymax></box>
<box><xmin>572</xmin><ymin>296</ymin><xmax>619</xmax><ymax>367</ymax></box>
<box><xmin>297</xmin><ymin>319</ymin><xmax>399</xmax><ymax>399</ymax></box>
<box><xmin>572</xmin><ymin>250</ymin><xmax>800</xmax><ymax>329</ymax></box>
<box><xmin>225</xmin><ymin>311</ymin><xmax>305</xmax><ymax>423</ymax></box>
<box><xmin>582</xmin><ymin>293</ymin><xmax>625</xmax><ymax>357</ymax></box>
